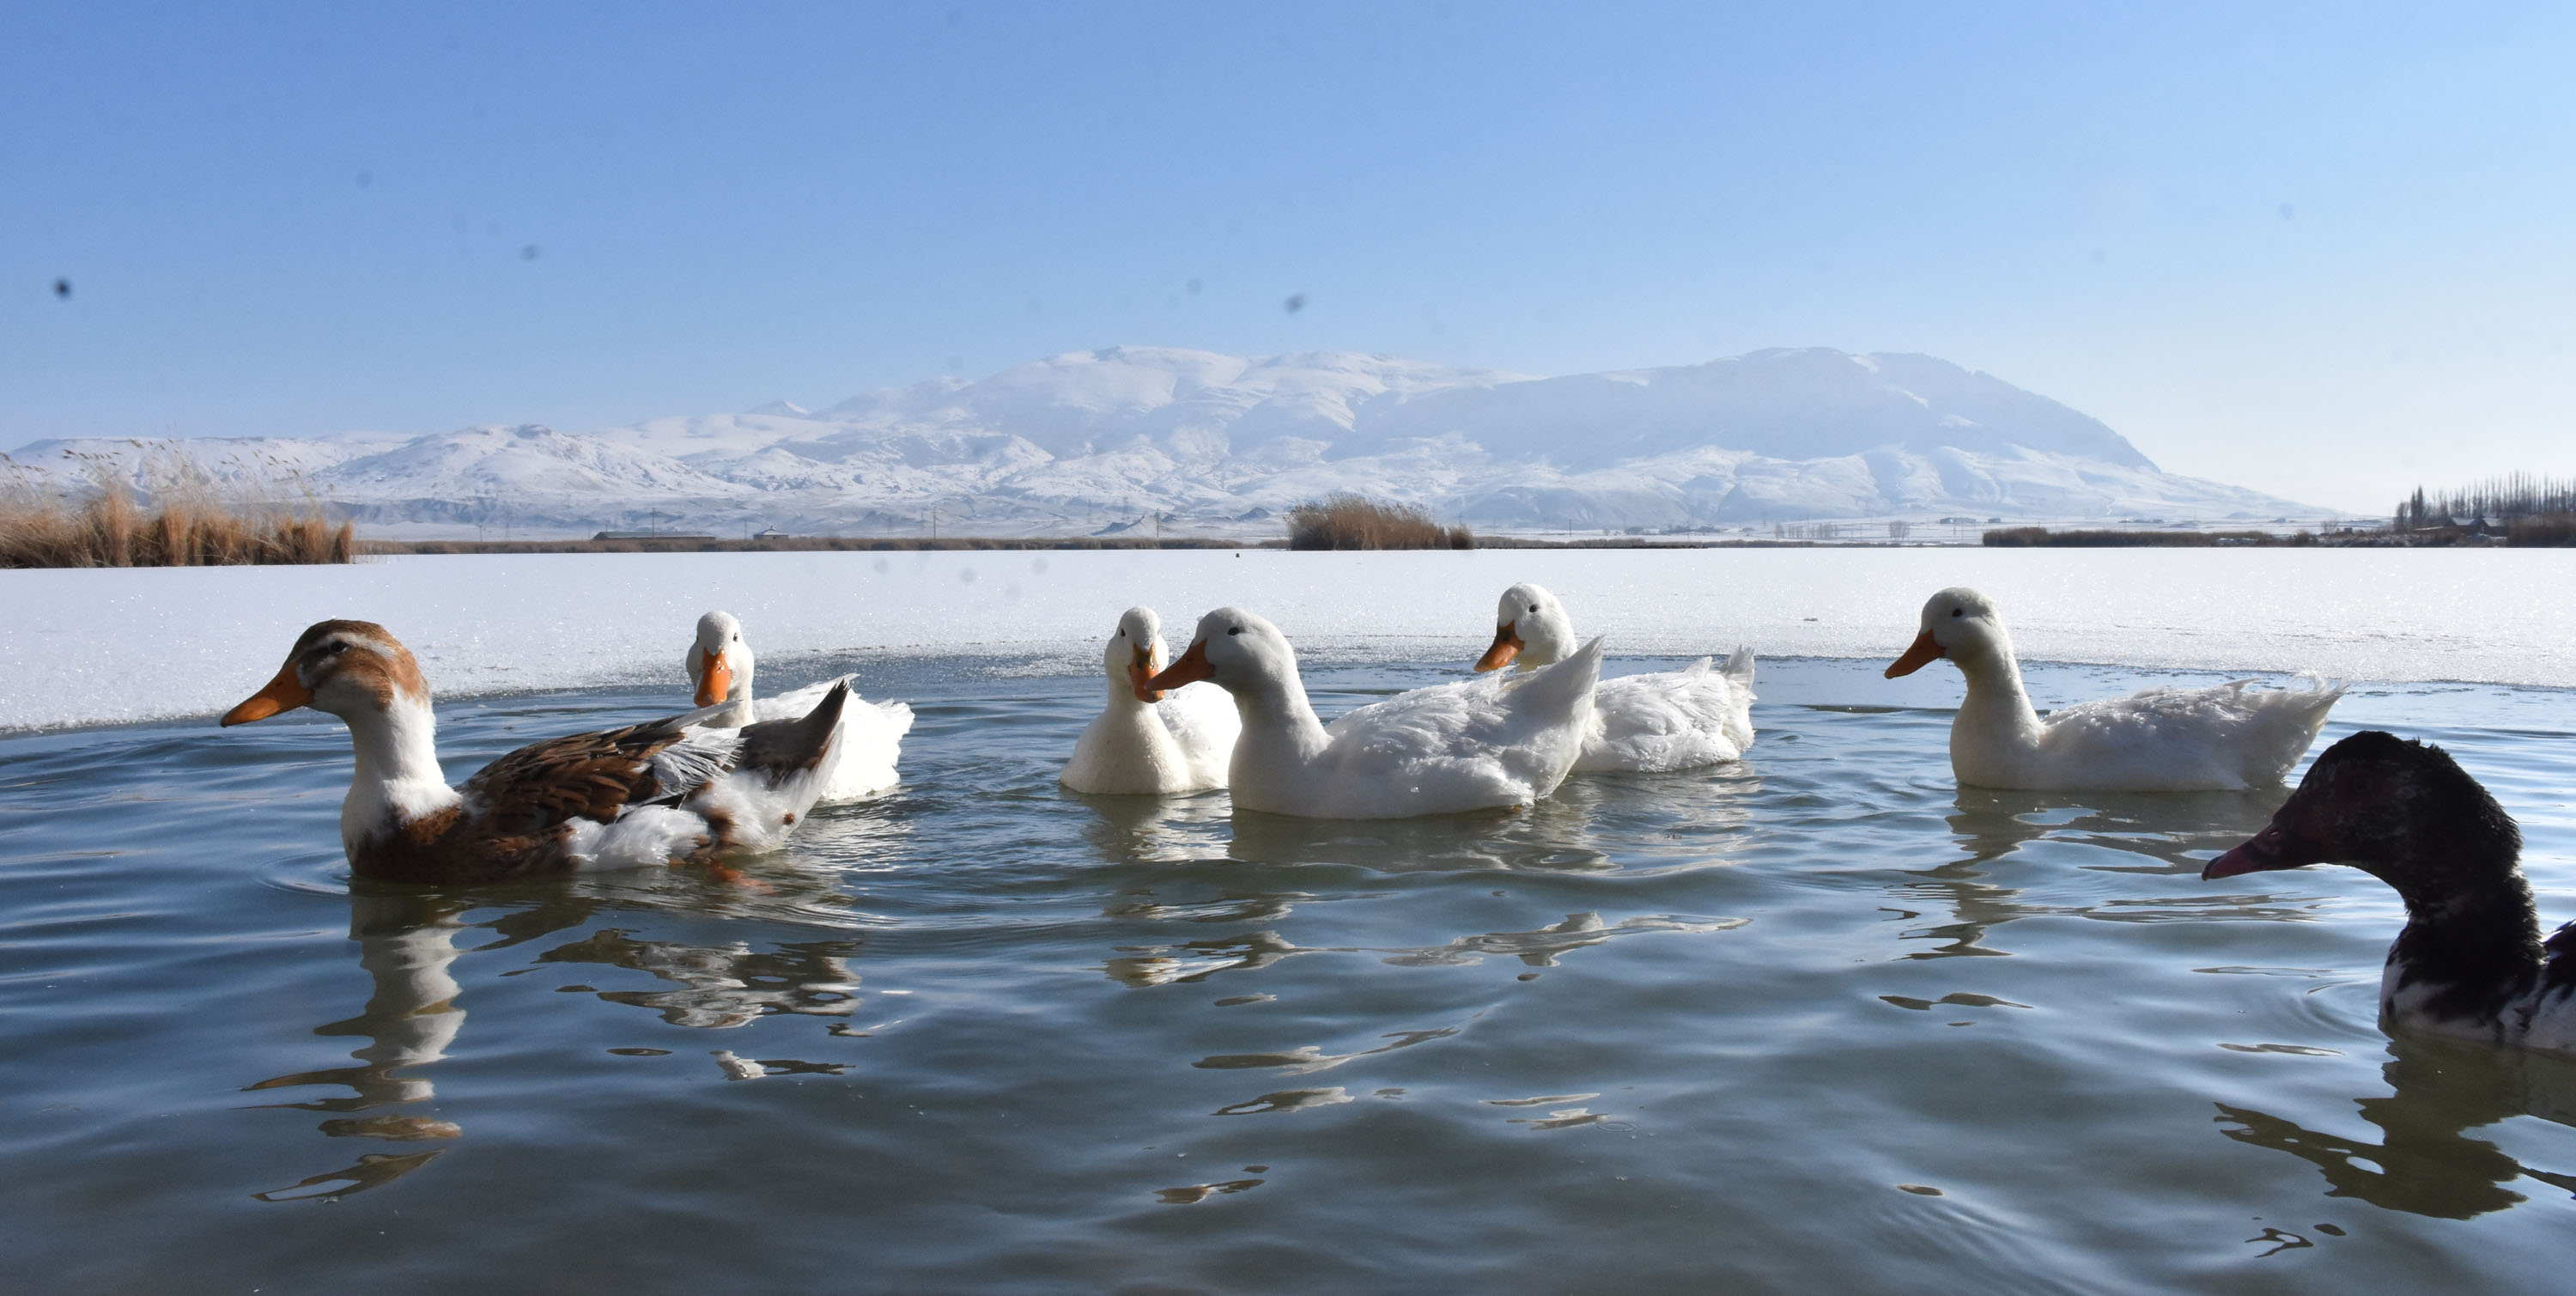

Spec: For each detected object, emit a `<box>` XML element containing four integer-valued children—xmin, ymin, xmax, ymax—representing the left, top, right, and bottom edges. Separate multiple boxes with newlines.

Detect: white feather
<box><xmin>1902</xmin><ymin>587</ymin><xmax>2342</xmax><ymax>791</ymax></box>
<box><xmin>1485</xmin><ymin>582</ymin><xmax>1757</xmax><ymax>774</ymax></box>
<box><xmin>1062</xmin><ymin>606</ymin><xmax>1238</xmax><ymax>794</ymax></box>
<box><xmin>686</xmin><ymin>611</ymin><xmax>913</xmax><ymax>803</ymax></box>
<box><xmin>1182</xmin><ymin>607</ymin><xmax>1597</xmax><ymax>818</ymax></box>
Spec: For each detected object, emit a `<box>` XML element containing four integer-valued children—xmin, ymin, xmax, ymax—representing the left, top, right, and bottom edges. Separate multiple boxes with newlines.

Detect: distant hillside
<box><xmin>5</xmin><ymin>346</ymin><xmax>2313</xmax><ymax>537</ymax></box>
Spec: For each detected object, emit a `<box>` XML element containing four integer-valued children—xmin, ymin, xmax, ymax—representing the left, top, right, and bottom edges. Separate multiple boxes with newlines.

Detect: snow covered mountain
<box><xmin>4</xmin><ymin>346</ymin><xmax>2314</xmax><ymax>537</ymax></box>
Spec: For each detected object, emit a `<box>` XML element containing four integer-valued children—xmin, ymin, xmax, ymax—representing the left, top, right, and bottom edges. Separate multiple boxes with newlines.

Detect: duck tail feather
<box><xmin>2293</xmin><ymin>670</ymin><xmax>2347</xmax><ymax>701</ymax></box>
<box><xmin>1722</xmin><ymin>646</ymin><xmax>1756</xmax><ymax>685</ymax></box>
<box><xmin>736</xmin><ymin>681</ymin><xmax>848</xmax><ymax>779</ymax></box>
<box><xmin>1518</xmin><ymin>636</ymin><xmax>1607</xmax><ymax>714</ymax></box>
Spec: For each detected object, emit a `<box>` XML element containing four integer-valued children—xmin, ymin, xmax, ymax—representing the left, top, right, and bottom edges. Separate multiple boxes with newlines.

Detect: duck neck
<box><xmin>2379</xmin><ymin>838</ymin><xmax>2545</xmax><ymax>1019</ymax></box>
<box><xmin>1950</xmin><ymin>642</ymin><xmax>2044</xmax><ymax>743</ymax></box>
<box><xmin>720</xmin><ymin>666</ymin><xmax>757</xmax><ymax>727</ymax></box>
<box><xmin>338</xmin><ymin>695</ymin><xmax>462</xmax><ymax>853</ymax></box>
<box><xmin>1230</xmin><ymin>668</ymin><xmax>1330</xmax><ymax>759</ymax></box>
<box><xmin>1516</xmin><ymin>616</ymin><xmax>1578</xmax><ymax>672</ymax></box>
<box><xmin>1104</xmin><ymin>672</ymin><xmax>1154</xmax><ymax>711</ymax></box>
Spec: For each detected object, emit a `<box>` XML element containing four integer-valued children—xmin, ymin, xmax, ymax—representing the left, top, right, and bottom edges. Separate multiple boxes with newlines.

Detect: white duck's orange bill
<box><xmin>1885</xmin><ymin>630</ymin><xmax>1944</xmax><ymax>678</ymax></box>
<box><xmin>222</xmin><ymin>663</ymin><xmax>313</xmax><ymax>726</ymax></box>
<box><xmin>695</xmin><ymin>654</ymin><xmax>732</xmax><ymax>708</ymax></box>
<box><xmin>1473</xmin><ymin>623</ymin><xmax>1523</xmax><ymax>672</ymax></box>
<box><xmin>1146</xmin><ymin>639</ymin><xmax>1212</xmax><ymax>691</ymax></box>
<box><xmin>1128</xmin><ymin>646</ymin><xmax>1167</xmax><ymax>703</ymax></box>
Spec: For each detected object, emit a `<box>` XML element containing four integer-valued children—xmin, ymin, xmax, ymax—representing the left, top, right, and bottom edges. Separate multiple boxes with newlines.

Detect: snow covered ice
<box><xmin>6</xmin><ymin>547</ymin><xmax>2572</xmax><ymax>732</ymax></box>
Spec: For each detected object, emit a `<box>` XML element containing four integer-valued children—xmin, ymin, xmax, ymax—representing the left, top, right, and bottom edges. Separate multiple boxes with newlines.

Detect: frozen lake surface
<box><xmin>4</xmin><ymin>547</ymin><xmax>2573</xmax><ymax>732</ymax></box>
<box><xmin>4</xmin><ymin>551</ymin><xmax>2574</xmax><ymax>1290</ymax></box>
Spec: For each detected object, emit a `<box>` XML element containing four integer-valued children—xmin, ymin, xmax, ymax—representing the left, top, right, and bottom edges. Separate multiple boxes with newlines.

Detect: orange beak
<box><xmin>1473</xmin><ymin>622</ymin><xmax>1524</xmax><ymax>672</ymax></box>
<box><xmin>222</xmin><ymin>662</ymin><xmax>313</xmax><ymax>726</ymax></box>
<box><xmin>1128</xmin><ymin>643</ymin><xmax>1167</xmax><ymax>703</ymax></box>
<box><xmin>1145</xmin><ymin>638</ymin><xmax>1213</xmax><ymax>691</ymax></box>
<box><xmin>695</xmin><ymin>651</ymin><xmax>733</xmax><ymax>707</ymax></box>
<box><xmin>1885</xmin><ymin>629</ymin><xmax>1946</xmax><ymax>678</ymax></box>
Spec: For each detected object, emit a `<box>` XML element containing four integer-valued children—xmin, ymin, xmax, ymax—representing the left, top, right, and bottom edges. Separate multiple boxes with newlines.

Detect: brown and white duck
<box><xmin>2205</xmin><ymin>730</ymin><xmax>2576</xmax><ymax>1052</ymax></box>
<box><xmin>222</xmin><ymin>619</ymin><xmax>846</xmax><ymax>884</ymax></box>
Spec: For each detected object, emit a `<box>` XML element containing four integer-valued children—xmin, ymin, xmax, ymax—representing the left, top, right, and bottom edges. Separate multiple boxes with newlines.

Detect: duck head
<box><xmin>1475</xmin><ymin>582</ymin><xmax>1579</xmax><ymax>672</ymax></box>
<box><xmin>222</xmin><ymin>620</ymin><xmax>430</xmax><ymax>725</ymax></box>
<box><xmin>1146</xmin><ymin>606</ymin><xmax>1294</xmax><ymax>696</ymax></box>
<box><xmin>2203</xmin><ymin>731</ymin><xmax>2522</xmax><ymax>903</ymax></box>
<box><xmin>1886</xmin><ymin>587</ymin><xmax>2007</xmax><ymax>678</ymax></box>
<box><xmin>1109</xmin><ymin>606</ymin><xmax>1170</xmax><ymax>703</ymax></box>
<box><xmin>688</xmin><ymin>611</ymin><xmax>754</xmax><ymax>706</ymax></box>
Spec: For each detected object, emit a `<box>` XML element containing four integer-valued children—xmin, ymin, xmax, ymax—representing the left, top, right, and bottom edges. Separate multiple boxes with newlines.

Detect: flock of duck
<box><xmin>220</xmin><ymin>582</ymin><xmax>2576</xmax><ymax>1056</ymax></box>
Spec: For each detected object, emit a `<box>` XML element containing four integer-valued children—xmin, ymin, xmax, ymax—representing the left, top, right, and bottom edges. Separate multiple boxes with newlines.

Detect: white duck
<box><xmin>1886</xmin><ymin>587</ymin><xmax>2342</xmax><ymax>792</ymax></box>
<box><xmin>2205</xmin><ymin>731</ymin><xmax>2576</xmax><ymax>1052</ymax></box>
<box><xmin>1473</xmin><ymin>581</ymin><xmax>1756</xmax><ymax>773</ymax></box>
<box><xmin>1060</xmin><ymin>606</ymin><xmax>1241</xmax><ymax>794</ymax></box>
<box><xmin>1146</xmin><ymin>606</ymin><xmax>1602</xmax><ymax>819</ymax></box>
<box><xmin>687</xmin><ymin>611</ymin><xmax>914</xmax><ymax>802</ymax></box>
<box><xmin>222</xmin><ymin>619</ymin><xmax>844</xmax><ymax>883</ymax></box>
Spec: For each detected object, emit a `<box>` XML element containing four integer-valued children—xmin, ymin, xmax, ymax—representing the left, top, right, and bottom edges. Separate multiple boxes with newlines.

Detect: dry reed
<box><xmin>0</xmin><ymin>449</ymin><xmax>354</xmax><ymax>568</ymax></box>
<box><xmin>1980</xmin><ymin>526</ymin><xmax>2301</xmax><ymax>548</ymax></box>
<box><xmin>1285</xmin><ymin>495</ymin><xmax>1473</xmax><ymax>550</ymax></box>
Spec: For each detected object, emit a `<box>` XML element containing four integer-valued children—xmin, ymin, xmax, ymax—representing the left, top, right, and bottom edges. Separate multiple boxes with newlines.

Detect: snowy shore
<box><xmin>6</xmin><ymin>547</ymin><xmax>2569</xmax><ymax>732</ymax></box>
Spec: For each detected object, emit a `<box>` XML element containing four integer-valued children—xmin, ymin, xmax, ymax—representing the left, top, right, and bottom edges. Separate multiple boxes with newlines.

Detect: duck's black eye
<box><xmin>1950</xmin><ymin>608</ymin><xmax>1963</xmax><ymax>618</ymax></box>
<box><xmin>1528</xmin><ymin>604</ymin><xmax>1539</xmax><ymax>613</ymax></box>
<box><xmin>1227</xmin><ymin>626</ymin><xmax>1242</xmax><ymax>636</ymax></box>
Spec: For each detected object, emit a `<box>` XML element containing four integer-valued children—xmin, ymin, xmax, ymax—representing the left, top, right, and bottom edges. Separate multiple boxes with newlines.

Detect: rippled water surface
<box><xmin>5</xmin><ymin>654</ymin><xmax>2574</xmax><ymax>1293</ymax></box>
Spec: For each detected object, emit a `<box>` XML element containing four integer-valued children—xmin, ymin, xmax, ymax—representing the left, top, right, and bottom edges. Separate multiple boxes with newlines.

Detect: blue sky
<box><xmin>5</xmin><ymin>2</ymin><xmax>2569</xmax><ymax>509</ymax></box>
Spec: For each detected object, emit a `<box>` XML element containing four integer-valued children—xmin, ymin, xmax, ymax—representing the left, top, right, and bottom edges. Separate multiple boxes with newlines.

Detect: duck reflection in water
<box><xmin>1219</xmin><ymin>767</ymin><xmax>1755</xmax><ymax>876</ymax></box>
<box><xmin>1890</xmin><ymin>788</ymin><xmax>2285</xmax><ymax>959</ymax></box>
<box><xmin>1104</xmin><ymin>910</ymin><xmax>1747</xmax><ymax>988</ymax></box>
<box><xmin>539</xmin><ymin>928</ymin><xmax>862</xmax><ymax>1031</ymax></box>
<box><xmin>245</xmin><ymin>891</ymin><xmax>476</xmax><ymax>1202</ymax></box>
<box><xmin>1066</xmin><ymin>785</ymin><xmax>1235</xmax><ymax>867</ymax></box>
<box><xmin>247</xmin><ymin>879</ymin><xmax>871</xmax><ymax>1201</ymax></box>
<box><xmin>2215</xmin><ymin>1036</ymin><xmax>2576</xmax><ymax>1220</ymax></box>
<box><xmin>1085</xmin><ymin>764</ymin><xmax>1756</xmax><ymax>986</ymax></box>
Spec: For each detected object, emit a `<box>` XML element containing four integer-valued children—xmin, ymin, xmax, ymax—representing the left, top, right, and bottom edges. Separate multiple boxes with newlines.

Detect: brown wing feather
<box><xmin>347</xmin><ymin>712</ymin><xmax>749</xmax><ymax>885</ymax></box>
<box><xmin>462</xmin><ymin>715</ymin><xmax>702</xmax><ymax>834</ymax></box>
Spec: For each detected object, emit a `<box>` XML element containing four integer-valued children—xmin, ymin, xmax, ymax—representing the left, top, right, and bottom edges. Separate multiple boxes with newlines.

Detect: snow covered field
<box><xmin>6</xmin><ymin>547</ymin><xmax>2569</xmax><ymax>732</ymax></box>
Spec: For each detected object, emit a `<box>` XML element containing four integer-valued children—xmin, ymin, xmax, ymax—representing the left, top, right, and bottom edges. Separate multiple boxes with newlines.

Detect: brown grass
<box><xmin>364</xmin><ymin>535</ymin><xmax>1253</xmax><ymax>556</ymax></box>
<box><xmin>1980</xmin><ymin>526</ymin><xmax>2305</xmax><ymax>548</ymax></box>
<box><xmin>0</xmin><ymin>453</ymin><xmax>353</xmax><ymax>568</ymax></box>
<box><xmin>1286</xmin><ymin>495</ymin><xmax>1473</xmax><ymax>550</ymax></box>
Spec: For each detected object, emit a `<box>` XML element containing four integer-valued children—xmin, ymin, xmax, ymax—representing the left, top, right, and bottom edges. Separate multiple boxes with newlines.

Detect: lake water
<box><xmin>4</xmin><ymin>642</ymin><xmax>2576</xmax><ymax>1296</ymax></box>
<box><xmin>5</xmin><ymin>623</ymin><xmax>2574</xmax><ymax>1291</ymax></box>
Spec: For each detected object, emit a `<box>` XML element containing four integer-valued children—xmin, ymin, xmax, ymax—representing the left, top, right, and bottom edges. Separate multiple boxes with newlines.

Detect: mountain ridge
<box><xmin>5</xmin><ymin>345</ymin><xmax>2315</xmax><ymax>536</ymax></box>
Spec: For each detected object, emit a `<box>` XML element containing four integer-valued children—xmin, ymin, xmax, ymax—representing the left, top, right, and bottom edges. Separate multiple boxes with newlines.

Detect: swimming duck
<box><xmin>1886</xmin><ymin>587</ymin><xmax>2341</xmax><ymax>791</ymax></box>
<box><xmin>2204</xmin><ymin>731</ymin><xmax>2576</xmax><ymax>1052</ymax></box>
<box><xmin>1474</xmin><ymin>581</ymin><xmax>1756</xmax><ymax>773</ymax></box>
<box><xmin>1060</xmin><ymin>606</ymin><xmax>1240</xmax><ymax>794</ymax></box>
<box><xmin>1146</xmin><ymin>606</ymin><xmax>1602</xmax><ymax>818</ymax></box>
<box><xmin>224</xmin><ymin>619</ymin><xmax>845</xmax><ymax>883</ymax></box>
<box><xmin>687</xmin><ymin>611</ymin><xmax>913</xmax><ymax>801</ymax></box>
